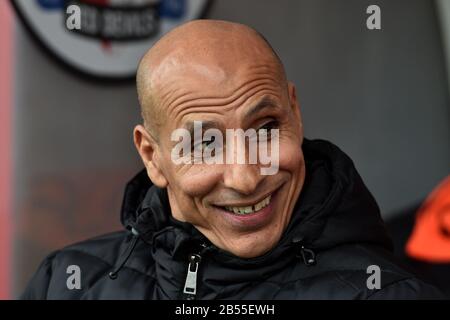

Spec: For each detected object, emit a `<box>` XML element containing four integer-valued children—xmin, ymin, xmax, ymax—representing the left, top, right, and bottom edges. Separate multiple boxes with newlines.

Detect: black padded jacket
<box><xmin>21</xmin><ymin>139</ymin><xmax>443</xmax><ymax>300</ymax></box>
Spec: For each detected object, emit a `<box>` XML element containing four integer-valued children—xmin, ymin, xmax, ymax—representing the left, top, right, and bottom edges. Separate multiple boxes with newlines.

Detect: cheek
<box><xmin>278</xmin><ymin>139</ymin><xmax>304</xmax><ymax>173</ymax></box>
<box><xmin>158</xmin><ymin>148</ymin><xmax>219</xmax><ymax>197</ymax></box>
<box><xmin>167</xmin><ymin>166</ymin><xmax>222</xmax><ymax>226</ymax></box>
<box><xmin>167</xmin><ymin>163</ymin><xmax>223</xmax><ymax>198</ymax></box>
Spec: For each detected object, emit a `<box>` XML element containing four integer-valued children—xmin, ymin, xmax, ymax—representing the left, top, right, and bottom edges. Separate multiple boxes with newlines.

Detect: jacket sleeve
<box><xmin>20</xmin><ymin>251</ymin><xmax>60</xmax><ymax>300</ymax></box>
<box><xmin>368</xmin><ymin>277</ymin><xmax>446</xmax><ymax>300</ymax></box>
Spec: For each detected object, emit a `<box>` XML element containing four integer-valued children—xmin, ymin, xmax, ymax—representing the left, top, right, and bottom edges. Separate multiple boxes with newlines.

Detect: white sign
<box><xmin>12</xmin><ymin>0</ymin><xmax>210</xmax><ymax>79</ymax></box>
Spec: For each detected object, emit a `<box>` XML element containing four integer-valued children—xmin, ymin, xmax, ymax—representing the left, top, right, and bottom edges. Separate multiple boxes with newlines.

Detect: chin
<box><xmin>230</xmin><ymin>244</ymin><xmax>275</xmax><ymax>259</ymax></box>
<box><xmin>226</xmin><ymin>233</ymin><xmax>281</xmax><ymax>259</ymax></box>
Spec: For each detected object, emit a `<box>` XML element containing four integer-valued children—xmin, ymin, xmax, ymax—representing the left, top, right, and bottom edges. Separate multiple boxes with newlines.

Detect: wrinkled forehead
<box><xmin>150</xmin><ymin>53</ymin><xmax>287</xmax><ymax>120</ymax></box>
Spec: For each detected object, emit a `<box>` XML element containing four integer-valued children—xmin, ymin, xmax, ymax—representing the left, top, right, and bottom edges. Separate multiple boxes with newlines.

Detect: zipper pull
<box><xmin>292</xmin><ymin>237</ymin><xmax>316</xmax><ymax>266</ymax></box>
<box><xmin>183</xmin><ymin>253</ymin><xmax>201</xmax><ymax>300</ymax></box>
<box><xmin>299</xmin><ymin>246</ymin><xmax>316</xmax><ymax>266</ymax></box>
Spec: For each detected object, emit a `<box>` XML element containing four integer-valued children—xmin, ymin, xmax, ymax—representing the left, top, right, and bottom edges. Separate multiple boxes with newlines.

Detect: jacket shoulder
<box><xmin>20</xmin><ymin>231</ymin><xmax>145</xmax><ymax>300</ymax></box>
<box><xmin>313</xmin><ymin>244</ymin><xmax>444</xmax><ymax>299</ymax></box>
<box><xmin>61</xmin><ymin>230</ymin><xmax>131</xmax><ymax>266</ymax></box>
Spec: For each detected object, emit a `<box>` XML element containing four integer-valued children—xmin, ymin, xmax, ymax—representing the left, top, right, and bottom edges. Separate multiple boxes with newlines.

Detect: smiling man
<box><xmin>22</xmin><ymin>20</ymin><xmax>442</xmax><ymax>300</ymax></box>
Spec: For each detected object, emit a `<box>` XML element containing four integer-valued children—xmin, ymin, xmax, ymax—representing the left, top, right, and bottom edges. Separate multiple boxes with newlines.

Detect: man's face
<box><xmin>140</xmin><ymin>57</ymin><xmax>305</xmax><ymax>258</ymax></box>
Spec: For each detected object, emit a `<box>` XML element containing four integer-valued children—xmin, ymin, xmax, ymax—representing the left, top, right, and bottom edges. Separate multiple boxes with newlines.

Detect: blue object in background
<box><xmin>36</xmin><ymin>0</ymin><xmax>65</xmax><ymax>9</ymax></box>
<box><xmin>36</xmin><ymin>0</ymin><xmax>188</xmax><ymax>17</ymax></box>
<box><xmin>159</xmin><ymin>0</ymin><xmax>186</xmax><ymax>19</ymax></box>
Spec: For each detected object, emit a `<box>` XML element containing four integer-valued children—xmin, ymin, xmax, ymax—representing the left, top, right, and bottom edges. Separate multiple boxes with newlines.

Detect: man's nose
<box><xmin>222</xmin><ymin>163</ymin><xmax>262</xmax><ymax>195</ymax></box>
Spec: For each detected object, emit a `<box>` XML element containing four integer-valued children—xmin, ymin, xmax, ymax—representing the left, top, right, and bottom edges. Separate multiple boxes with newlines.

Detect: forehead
<box><xmin>180</xmin><ymin>95</ymin><xmax>284</xmax><ymax>132</ymax></box>
<box><xmin>152</xmin><ymin>58</ymin><xmax>286</xmax><ymax>126</ymax></box>
<box><xmin>151</xmin><ymin>49</ymin><xmax>283</xmax><ymax>88</ymax></box>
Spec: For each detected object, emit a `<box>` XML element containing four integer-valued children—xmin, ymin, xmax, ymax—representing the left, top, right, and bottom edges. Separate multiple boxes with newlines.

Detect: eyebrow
<box><xmin>181</xmin><ymin>96</ymin><xmax>280</xmax><ymax>136</ymax></box>
<box><xmin>184</xmin><ymin>120</ymin><xmax>221</xmax><ymax>139</ymax></box>
<box><xmin>243</xmin><ymin>96</ymin><xmax>280</xmax><ymax>121</ymax></box>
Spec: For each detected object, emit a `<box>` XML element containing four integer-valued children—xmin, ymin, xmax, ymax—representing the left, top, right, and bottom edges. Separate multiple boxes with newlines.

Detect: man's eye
<box><xmin>201</xmin><ymin>139</ymin><xmax>214</xmax><ymax>149</ymax></box>
<box><xmin>193</xmin><ymin>137</ymin><xmax>215</xmax><ymax>152</ymax></box>
<box><xmin>257</xmin><ymin>121</ymin><xmax>279</xmax><ymax>137</ymax></box>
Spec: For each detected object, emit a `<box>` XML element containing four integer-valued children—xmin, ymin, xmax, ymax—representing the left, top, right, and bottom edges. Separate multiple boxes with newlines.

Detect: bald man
<box><xmin>22</xmin><ymin>20</ymin><xmax>442</xmax><ymax>300</ymax></box>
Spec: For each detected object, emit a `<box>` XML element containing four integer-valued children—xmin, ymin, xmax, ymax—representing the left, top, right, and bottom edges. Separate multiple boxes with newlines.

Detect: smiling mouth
<box><xmin>223</xmin><ymin>194</ymin><xmax>272</xmax><ymax>215</ymax></box>
<box><xmin>217</xmin><ymin>194</ymin><xmax>273</xmax><ymax>216</ymax></box>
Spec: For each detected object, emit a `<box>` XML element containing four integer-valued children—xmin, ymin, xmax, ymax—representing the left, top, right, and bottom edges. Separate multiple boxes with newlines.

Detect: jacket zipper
<box><xmin>182</xmin><ymin>241</ymin><xmax>209</xmax><ymax>300</ymax></box>
<box><xmin>183</xmin><ymin>253</ymin><xmax>202</xmax><ymax>300</ymax></box>
<box><xmin>181</xmin><ymin>238</ymin><xmax>317</xmax><ymax>299</ymax></box>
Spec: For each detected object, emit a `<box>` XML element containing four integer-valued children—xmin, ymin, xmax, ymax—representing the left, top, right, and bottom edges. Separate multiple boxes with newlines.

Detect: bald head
<box><xmin>136</xmin><ymin>19</ymin><xmax>287</xmax><ymax>139</ymax></box>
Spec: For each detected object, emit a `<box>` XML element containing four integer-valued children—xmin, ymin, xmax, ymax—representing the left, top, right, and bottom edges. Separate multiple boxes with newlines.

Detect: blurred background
<box><xmin>0</xmin><ymin>0</ymin><xmax>449</xmax><ymax>299</ymax></box>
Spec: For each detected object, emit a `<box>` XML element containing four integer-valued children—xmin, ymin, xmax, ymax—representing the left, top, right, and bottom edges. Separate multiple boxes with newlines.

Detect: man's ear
<box><xmin>133</xmin><ymin>125</ymin><xmax>168</xmax><ymax>188</ymax></box>
<box><xmin>288</xmin><ymin>82</ymin><xmax>303</xmax><ymax>137</ymax></box>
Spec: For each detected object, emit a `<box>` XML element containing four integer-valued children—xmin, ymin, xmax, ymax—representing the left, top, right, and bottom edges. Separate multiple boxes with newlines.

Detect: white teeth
<box><xmin>224</xmin><ymin>194</ymin><xmax>272</xmax><ymax>215</ymax></box>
